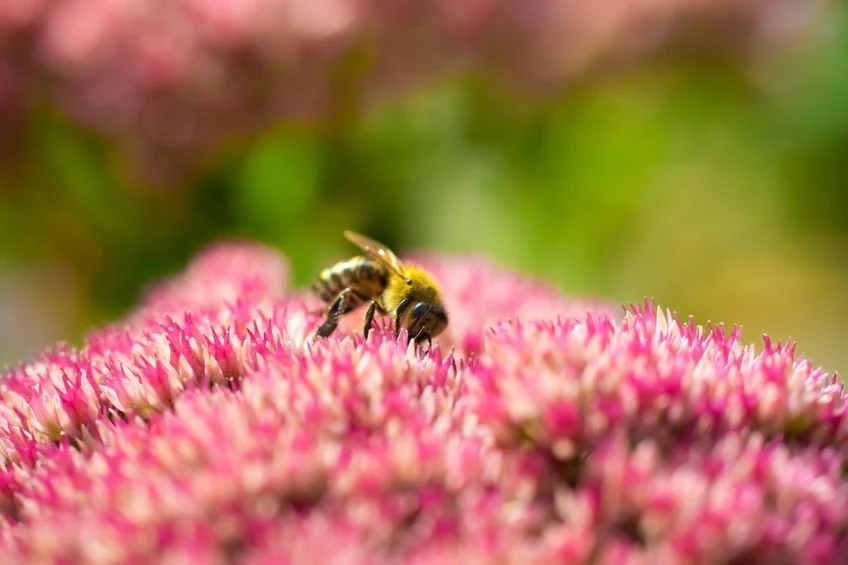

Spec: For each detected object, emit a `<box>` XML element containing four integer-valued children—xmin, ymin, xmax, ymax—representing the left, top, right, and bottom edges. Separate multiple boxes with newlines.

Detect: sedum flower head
<box><xmin>0</xmin><ymin>242</ymin><xmax>846</xmax><ymax>564</ymax></box>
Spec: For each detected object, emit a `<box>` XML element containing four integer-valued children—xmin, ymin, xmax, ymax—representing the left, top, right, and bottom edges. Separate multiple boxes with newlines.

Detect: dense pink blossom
<box><xmin>0</xmin><ymin>0</ymin><xmax>826</xmax><ymax>176</ymax></box>
<box><xmin>0</xmin><ymin>241</ymin><xmax>846</xmax><ymax>564</ymax></box>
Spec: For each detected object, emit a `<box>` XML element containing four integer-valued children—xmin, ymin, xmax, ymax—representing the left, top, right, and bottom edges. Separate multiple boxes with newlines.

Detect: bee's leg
<box><xmin>363</xmin><ymin>300</ymin><xmax>389</xmax><ymax>339</ymax></box>
<box><xmin>393</xmin><ymin>298</ymin><xmax>412</xmax><ymax>339</ymax></box>
<box><xmin>317</xmin><ymin>288</ymin><xmax>356</xmax><ymax>338</ymax></box>
<box><xmin>364</xmin><ymin>301</ymin><xmax>378</xmax><ymax>339</ymax></box>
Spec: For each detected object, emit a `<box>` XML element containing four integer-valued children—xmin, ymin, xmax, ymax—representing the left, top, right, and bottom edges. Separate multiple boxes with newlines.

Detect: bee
<box><xmin>312</xmin><ymin>230</ymin><xmax>449</xmax><ymax>347</ymax></box>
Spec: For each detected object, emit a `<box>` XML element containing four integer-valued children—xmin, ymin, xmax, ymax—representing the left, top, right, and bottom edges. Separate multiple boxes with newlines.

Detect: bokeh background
<box><xmin>1</xmin><ymin>0</ymin><xmax>847</xmax><ymax>373</ymax></box>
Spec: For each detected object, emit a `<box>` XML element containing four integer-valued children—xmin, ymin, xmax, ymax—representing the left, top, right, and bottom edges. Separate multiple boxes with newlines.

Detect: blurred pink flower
<box><xmin>0</xmin><ymin>241</ymin><xmax>846</xmax><ymax>563</ymax></box>
<box><xmin>0</xmin><ymin>0</ymin><xmax>827</xmax><ymax>178</ymax></box>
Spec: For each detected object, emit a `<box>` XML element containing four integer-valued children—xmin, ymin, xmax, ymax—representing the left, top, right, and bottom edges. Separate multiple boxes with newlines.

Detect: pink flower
<box><xmin>0</xmin><ymin>0</ymin><xmax>824</xmax><ymax>178</ymax></box>
<box><xmin>0</xmin><ymin>241</ymin><xmax>845</xmax><ymax>563</ymax></box>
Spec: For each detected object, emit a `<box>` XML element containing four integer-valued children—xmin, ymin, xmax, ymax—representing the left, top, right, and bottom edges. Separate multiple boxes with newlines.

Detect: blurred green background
<box><xmin>1</xmin><ymin>2</ymin><xmax>847</xmax><ymax>374</ymax></box>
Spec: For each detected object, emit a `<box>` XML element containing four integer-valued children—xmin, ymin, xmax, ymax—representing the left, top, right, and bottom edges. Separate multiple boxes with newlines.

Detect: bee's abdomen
<box><xmin>312</xmin><ymin>256</ymin><xmax>388</xmax><ymax>303</ymax></box>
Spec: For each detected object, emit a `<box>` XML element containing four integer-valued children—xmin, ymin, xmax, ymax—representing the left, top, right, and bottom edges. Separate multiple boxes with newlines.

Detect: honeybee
<box><xmin>312</xmin><ymin>230</ymin><xmax>449</xmax><ymax>346</ymax></box>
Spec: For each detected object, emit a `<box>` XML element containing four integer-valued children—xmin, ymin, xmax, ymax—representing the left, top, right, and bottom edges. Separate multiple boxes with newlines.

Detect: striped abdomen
<box><xmin>312</xmin><ymin>256</ymin><xmax>389</xmax><ymax>303</ymax></box>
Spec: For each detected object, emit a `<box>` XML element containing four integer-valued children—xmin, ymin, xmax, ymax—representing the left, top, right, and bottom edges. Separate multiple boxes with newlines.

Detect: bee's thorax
<box><xmin>382</xmin><ymin>266</ymin><xmax>443</xmax><ymax>314</ymax></box>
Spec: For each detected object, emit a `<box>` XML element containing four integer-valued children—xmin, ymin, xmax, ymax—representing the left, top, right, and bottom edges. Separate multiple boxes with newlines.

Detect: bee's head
<box><xmin>402</xmin><ymin>301</ymin><xmax>448</xmax><ymax>345</ymax></box>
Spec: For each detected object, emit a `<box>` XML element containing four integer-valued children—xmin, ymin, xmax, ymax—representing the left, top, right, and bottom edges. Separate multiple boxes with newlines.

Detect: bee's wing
<box><xmin>344</xmin><ymin>230</ymin><xmax>408</xmax><ymax>280</ymax></box>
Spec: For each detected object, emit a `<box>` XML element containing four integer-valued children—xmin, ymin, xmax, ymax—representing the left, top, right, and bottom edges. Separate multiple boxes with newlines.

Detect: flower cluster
<box><xmin>0</xmin><ymin>0</ymin><xmax>825</xmax><ymax>176</ymax></box>
<box><xmin>0</xmin><ymin>242</ymin><xmax>846</xmax><ymax>564</ymax></box>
